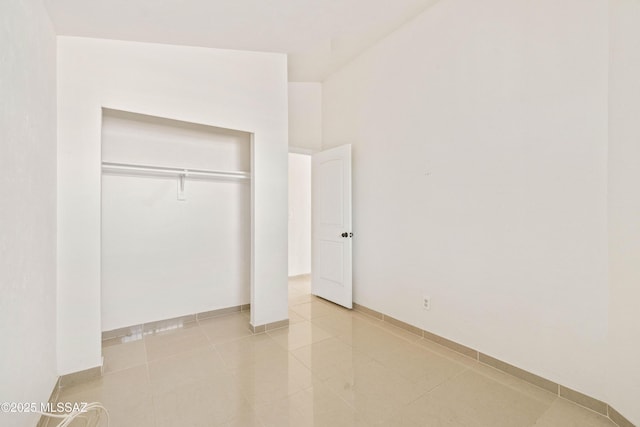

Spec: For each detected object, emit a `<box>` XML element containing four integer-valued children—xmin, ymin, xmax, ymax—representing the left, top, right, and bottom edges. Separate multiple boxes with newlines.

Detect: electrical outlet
<box><xmin>423</xmin><ymin>296</ymin><xmax>431</xmax><ymax>311</ymax></box>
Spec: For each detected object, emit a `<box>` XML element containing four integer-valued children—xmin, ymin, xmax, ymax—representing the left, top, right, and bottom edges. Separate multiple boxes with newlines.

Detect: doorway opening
<box><xmin>288</xmin><ymin>152</ymin><xmax>312</xmax><ymax>301</ymax></box>
<box><xmin>288</xmin><ymin>145</ymin><xmax>353</xmax><ymax>309</ymax></box>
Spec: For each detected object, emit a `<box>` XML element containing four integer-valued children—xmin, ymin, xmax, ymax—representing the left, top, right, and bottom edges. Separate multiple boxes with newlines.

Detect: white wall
<box><xmin>0</xmin><ymin>1</ymin><xmax>58</xmax><ymax>426</ymax></box>
<box><xmin>608</xmin><ymin>0</ymin><xmax>640</xmax><ymax>424</ymax></box>
<box><xmin>57</xmin><ymin>37</ymin><xmax>288</xmax><ymax>375</ymax></box>
<box><xmin>287</xmin><ymin>82</ymin><xmax>318</xmax><ymax>275</ymax></box>
<box><xmin>288</xmin><ymin>82</ymin><xmax>322</xmax><ymax>153</ymax></box>
<box><xmin>323</xmin><ymin>0</ymin><xmax>609</xmax><ymax>400</ymax></box>
<box><xmin>101</xmin><ymin>110</ymin><xmax>251</xmax><ymax>331</ymax></box>
<box><xmin>288</xmin><ymin>153</ymin><xmax>312</xmax><ymax>276</ymax></box>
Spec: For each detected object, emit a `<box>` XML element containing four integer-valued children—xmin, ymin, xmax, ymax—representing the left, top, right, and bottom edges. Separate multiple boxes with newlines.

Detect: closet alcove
<box><xmin>100</xmin><ymin>108</ymin><xmax>251</xmax><ymax>332</ymax></box>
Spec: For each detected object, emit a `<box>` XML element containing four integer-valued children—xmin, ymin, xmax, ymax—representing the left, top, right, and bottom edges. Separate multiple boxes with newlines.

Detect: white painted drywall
<box><xmin>0</xmin><ymin>1</ymin><xmax>58</xmax><ymax>426</ymax></box>
<box><xmin>101</xmin><ymin>110</ymin><xmax>251</xmax><ymax>331</ymax></box>
<box><xmin>57</xmin><ymin>37</ymin><xmax>288</xmax><ymax>375</ymax></box>
<box><xmin>288</xmin><ymin>82</ymin><xmax>322</xmax><ymax>153</ymax></box>
<box><xmin>288</xmin><ymin>153</ymin><xmax>312</xmax><ymax>276</ymax></box>
<box><xmin>323</xmin><ymin>0</ymin><xmax>609</xmax><ymax>400</ymax></box>
<box><xmin>286</xmin><ymin>83</ymin><xmax>318</xmax><ymax>276</ymax></box>
<box><xmin>608</xmin><ymin>0</ymin><xmax>640</xmax><ymax>424</ymax></box>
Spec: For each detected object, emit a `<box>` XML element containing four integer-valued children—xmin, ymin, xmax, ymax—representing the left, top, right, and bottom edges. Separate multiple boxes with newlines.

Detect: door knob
<box><xmin>341</xmin><ymin>232</ymin><xmax>348</xmax><ymax>237</ymax></box>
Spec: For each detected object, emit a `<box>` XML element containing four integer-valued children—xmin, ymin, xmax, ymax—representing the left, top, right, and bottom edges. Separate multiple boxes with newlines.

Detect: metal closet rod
<box><xmin>101</xmin><ymin>161</ymin><xmax>251</xmax><ymax>180</ymax></box>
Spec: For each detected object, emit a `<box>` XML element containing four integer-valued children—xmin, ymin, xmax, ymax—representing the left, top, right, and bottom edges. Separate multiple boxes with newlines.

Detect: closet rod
<box><xmin>101</xmin><ymin>161</ymin><xmax>251</xmax><ymax>180</ymax></box>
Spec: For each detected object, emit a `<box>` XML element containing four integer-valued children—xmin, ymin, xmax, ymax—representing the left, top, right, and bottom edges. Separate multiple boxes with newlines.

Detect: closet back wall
<box><xmin>101</xmin><ymin>110</ymin><xmax>250</xmax><ymax>331</ymax></box>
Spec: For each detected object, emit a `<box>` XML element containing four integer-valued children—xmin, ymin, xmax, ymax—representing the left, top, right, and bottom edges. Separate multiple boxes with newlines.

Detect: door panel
<box><xmin>312</xmin><ymin>145</ymin><xmax>352</xmax><ymax>308</ymax></box>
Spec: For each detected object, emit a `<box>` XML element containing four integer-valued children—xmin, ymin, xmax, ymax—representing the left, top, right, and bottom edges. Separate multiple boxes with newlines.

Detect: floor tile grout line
<box><xmin>284</xmin><ymin>291</ymin><xmax>373</xmax><ymax>422</ymax></box>
<box><xmin>142</xmin><ymin>342</ymin><xmax>157</xmax><ymax>427</ymax></box>
<box><xmin>295</xmin><ymin>286</ymin><xmax>556</xmax><ymax>425</ymax></box>
<box><xmin>198</xmin><ymin>310</ymin><xmax>258</xmax><ymax>348</ymax></box>
<box><xmin>556</xmin><ymin>395</ymin><xmax>620</xmax><ymax>422</ymax></box>
<box><xmin>93</xmin><ymin>279</ymin><xmax>629</xmax><ymax>427</ymax></box>
<box><xmin>352</xmin><ymin>301</ymin><xmax>634</xmax><ymax>427</ymax></box>
<box><xmin>284</xmin><ymin>318</ymin><xmax>461</xmax><ymax>425</ymax></box>
<box><xmin>531</xmin><ymin>395</ymin><xmax>562</xmax><ymax>427</ymax></box>
<box><xmin>351</xmin><ymin>306</ymin><xmax>479</xmax><ymax>367</ymax></box>
<box><xmin>474</xmin><ymin>362</ymin><xmax>559</xmax><ymax>402</ymax></box>
<box><xmin>401</xmin><ymin>364</ymin><xmax>473</xmax><ymax>409</ymax></box>
<box><xmin>408</xmin><ymin>336</ymin><xmax>479</xmax><ymax>366</ymax></box>
<box><xmin>293</xmin><ymin>357</ymin><xmax>370</xmax><ymax>423</ymax></box>
<box><xmin>477</xmin><ymin>359</ymin><xmax>622</xmax><ymax>425</ymax></box>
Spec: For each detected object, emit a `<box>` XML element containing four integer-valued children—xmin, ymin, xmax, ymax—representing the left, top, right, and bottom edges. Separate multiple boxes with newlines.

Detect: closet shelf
<box><xmin>101</xmin><ymin>161</ymin><xmax>251</xmax><ymax>180</ymax></box>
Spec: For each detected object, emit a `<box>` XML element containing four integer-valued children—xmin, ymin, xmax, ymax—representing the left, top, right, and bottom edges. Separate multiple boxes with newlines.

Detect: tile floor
<box><xmin>50</xmin><ymin>276</ymin><xmax>618</xmax><ymax>427</ymax></box>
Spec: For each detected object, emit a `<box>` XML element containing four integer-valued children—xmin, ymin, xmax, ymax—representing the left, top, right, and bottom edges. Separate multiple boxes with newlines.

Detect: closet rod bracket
<box><xmin>177</xmin><ymin>171</ymin><xmax>187</xmax><ymax>201</ymax></box>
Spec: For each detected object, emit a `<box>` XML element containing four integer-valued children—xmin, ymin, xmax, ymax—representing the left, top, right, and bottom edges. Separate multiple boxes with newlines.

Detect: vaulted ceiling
<box><xmin>43</xmin><ymin>0</ymin><xmax>440</xmax><ymax>81</ymax></box>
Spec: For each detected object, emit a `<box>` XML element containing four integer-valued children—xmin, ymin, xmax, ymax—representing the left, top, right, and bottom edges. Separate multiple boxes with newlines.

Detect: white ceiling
<box><xmin>43</xmin><ymin>0</ymin><xmax>440</xmax><ymax>81</ymax></box>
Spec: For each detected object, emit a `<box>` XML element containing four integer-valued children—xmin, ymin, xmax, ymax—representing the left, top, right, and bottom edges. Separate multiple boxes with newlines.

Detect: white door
<box><xmin>312</xmin><ymin>144</ymin><xmax>352</xmax><ymax>308</ymax></box>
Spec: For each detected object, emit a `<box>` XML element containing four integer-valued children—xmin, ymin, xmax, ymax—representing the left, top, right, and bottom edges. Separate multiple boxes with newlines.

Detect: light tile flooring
<box><xmin>52</xmin><ymin>276</ymin><xmax>617</xmax><ymax>427</ymax></box>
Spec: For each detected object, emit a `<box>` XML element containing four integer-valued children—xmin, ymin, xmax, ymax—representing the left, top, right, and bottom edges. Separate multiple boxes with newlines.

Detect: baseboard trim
<box><xmin>353</xmin><ymin>302</ymin><xmax>383</xmax><ymax>320</ymax></box>
<box><xmin>610</xmin><ymin>405</ymin><xmax>636</xmax><ymax>427</ymax></box>
<box><xmin>59</xmin><ymin>366</ymin><xmax>102</xmax><ymax>389</ymax></box>
<box><xmin>36</xmin><ymin>377</ymin><xmax>61</xmax><ymax>427</ymax></box>
<box><xmin>352</xmin><ymin>302</ymin><xmax>635</xmax><ymax>427</ymax></box>
<box><xmin>559</xmin><ymin>385</ymin><xmax>608</xmax><ymax>416</ymax></box>
<box><xmin>479</xmin><ymin>352</ymin><xmax>558</xmax><ymax>395</ymax></box>
<box><xmin>49</xmin><ymin>305</ymin><xmax>294</xmax><ymax>425</ymax></box>
<box><xmin>101</xmin><ymin>303</ymin><xmax>251</xmax><ymax>341</ymax></box>
<box><xmin>250</xmin><ymin>318</ymin><xmax>290</xmax><ymax>333</ymax></box>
